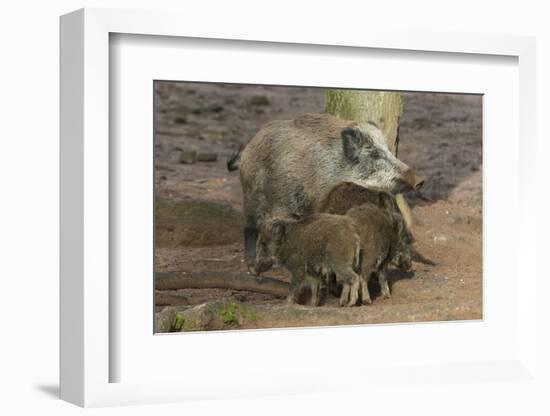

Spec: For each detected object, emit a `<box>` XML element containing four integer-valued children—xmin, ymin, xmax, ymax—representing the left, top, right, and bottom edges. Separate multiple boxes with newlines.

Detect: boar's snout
<box><xmin>413</xmin><ymin>175</ymin><xmax>425</xmax><ymax>190</ymax></box>
<box><xmin>253</xmin><ymin>258</ymin><xmax>273</xmax><ymax>276</ymax></box>
<box><xmin>397</xmin><ymin>168</ymin><xmax>424</xmax><ymax>192</ymax></box>
<box><xmin>394</xmin><ymin>253</ymin><xmax>412</xmax><ymax>271</ymax></box>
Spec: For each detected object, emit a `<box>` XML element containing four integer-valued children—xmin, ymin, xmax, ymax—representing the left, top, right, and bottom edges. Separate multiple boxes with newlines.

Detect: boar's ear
<box><xmin>342</xmin><ymin>128</ymin><xmax>361</xmax><ymax>161</ymax></box>
<box><xmin>366</xmin><ymin>120</ymin><xmax>380</xmax><ymax>129</ymax></box>
<box><xmin>342</xmin><ymin>128</ymin><xmax>371</xmax><ymax>161</ymax></box>
<box><xmin>290</xmin><ymin>212</ymin><xmax>303</xmax><ymax>221</ymax></box>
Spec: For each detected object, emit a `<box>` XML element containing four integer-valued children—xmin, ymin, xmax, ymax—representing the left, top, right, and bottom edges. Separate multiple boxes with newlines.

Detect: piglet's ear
<box><xmin>342</xmin><ymin>128</ymin><xmax>367</xmax><ymax>161</ymax></box>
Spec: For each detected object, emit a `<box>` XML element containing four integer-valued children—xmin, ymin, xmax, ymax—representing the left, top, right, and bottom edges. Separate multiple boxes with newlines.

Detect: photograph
<box><xmin>153</xmin><ymin>82</ymin><xmax>483</xmax><ymax>333</ymax></box>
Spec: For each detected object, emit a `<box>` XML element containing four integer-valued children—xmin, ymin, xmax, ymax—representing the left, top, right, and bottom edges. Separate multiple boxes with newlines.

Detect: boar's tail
<box><xmin>227</xmin><ymin>146</ymin><xmax>243</xmax><ymax>172</ymax></box>
<box><xmin>410</xmin><ymin>246</ymin><xmax>436</xmax><ymax>266</ymax></box>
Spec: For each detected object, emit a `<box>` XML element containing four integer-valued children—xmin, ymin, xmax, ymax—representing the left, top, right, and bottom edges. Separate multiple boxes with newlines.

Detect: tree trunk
<box><xmin>325</xmin><ymin>90</ymin><xmax>415</xmax><ymax>226</ymax></box>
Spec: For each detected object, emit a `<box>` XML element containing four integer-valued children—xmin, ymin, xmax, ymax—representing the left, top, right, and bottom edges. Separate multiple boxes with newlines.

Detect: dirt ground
<box><xmin>154</xmin><ymin>82</ymin><xmax>482</xmax><ymax>331</ymax></box>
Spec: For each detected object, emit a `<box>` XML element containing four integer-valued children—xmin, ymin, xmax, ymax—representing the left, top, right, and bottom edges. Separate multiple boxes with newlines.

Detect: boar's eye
<box><xmin>369</xmin><ymin>149</ymin><xmax>381</xmax><ymax>158</ymax></box>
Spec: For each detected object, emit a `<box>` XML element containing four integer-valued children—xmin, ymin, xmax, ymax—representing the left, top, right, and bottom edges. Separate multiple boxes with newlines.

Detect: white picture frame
<box><xmin>60</xmin><ymin>7</ymin><xmax>539</xmax><ymax>408</ymax></box>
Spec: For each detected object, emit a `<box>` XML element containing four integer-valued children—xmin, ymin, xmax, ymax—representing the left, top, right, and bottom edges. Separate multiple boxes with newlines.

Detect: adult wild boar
<box><xmin>227</xmin><ymin>113</ymin><xmax>424</xmax><ymax>266</ymax></box>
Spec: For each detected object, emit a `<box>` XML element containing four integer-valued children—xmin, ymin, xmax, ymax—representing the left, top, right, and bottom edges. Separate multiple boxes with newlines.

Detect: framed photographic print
<box><xmin>60</xmin><ymin>7</ymin><xmax>540</xmax><ymax>408</ymax></box>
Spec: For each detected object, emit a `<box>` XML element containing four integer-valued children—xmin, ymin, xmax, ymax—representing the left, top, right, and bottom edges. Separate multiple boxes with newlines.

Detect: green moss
<box><xmin>250</xmin><ymin>310</ymin><xmax>259</xmax><ymax>321</ymax></box>
<box><xmin>173</xmin><ymin>313</ymin><xmax>185</xmax><ymax>331</ymax></box>
<box><xmin>218</xmin><ymin>302</ymin><xmax>240</xmax><ymax>324</ymax></box>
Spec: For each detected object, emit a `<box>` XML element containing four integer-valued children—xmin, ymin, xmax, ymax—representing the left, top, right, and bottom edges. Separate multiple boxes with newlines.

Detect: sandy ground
<box><xmin>154</xmin><ymin>82</ymin><xmax>482</xmax><ymax>331</ymax></box>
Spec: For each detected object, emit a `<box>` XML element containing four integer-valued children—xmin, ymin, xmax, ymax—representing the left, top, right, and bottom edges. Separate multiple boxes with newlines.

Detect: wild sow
<box><xmin>228</xmin><ymin>113</ymin><xmax>424</xmax><ymax>266</ymax></box>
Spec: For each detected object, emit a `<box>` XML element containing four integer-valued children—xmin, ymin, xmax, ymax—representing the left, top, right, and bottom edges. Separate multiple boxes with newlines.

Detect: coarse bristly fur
<box><xmin>231</xmin><ymin>113</ymin><xmax>423</xmax><ymax>267</ymax></box>
<box><xmin>255</xmin><ymin>213</ymin><xmax>362</xmax><ymax>307</ymax></box>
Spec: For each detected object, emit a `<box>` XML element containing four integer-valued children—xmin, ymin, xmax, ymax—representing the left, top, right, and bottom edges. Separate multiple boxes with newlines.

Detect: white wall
<box><xmin>1</xmin><ymin>1</ymin><xmax>548</xmax><ymax>414</ymax></box>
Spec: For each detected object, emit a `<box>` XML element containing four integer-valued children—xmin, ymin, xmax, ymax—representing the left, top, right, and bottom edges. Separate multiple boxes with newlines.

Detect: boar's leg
<box><xmin>308</xmin><ymin>276</ymin><xmax>322</xmax><ymax>306</ymax></box>
<box><xmin>286</xmin><ymin>269</ymin><xmax>305</xmax><ymax>305</ymax></box>
<box><xmin>338</xmin><ymin>269</ymin><xmax>360</xmax><ymax>307</ymax></box>
<box><xmin>360</xmin><ymin>271</ymin><xmax>373</xmax><ymax>305</ymax></box>
<box><xmin>339</xmin><ymin>284</ymin><xmax>350</xmax><ymax>307</ymax></box>
<box><xmin>244</xmin><ymin>222</ymin><xmax>258</xmax><ymax>266</ymax></box>
<box><xmin>377</xmin><ymin>268</ymin><xmax>391</xmax><ymax>299</ymax></box>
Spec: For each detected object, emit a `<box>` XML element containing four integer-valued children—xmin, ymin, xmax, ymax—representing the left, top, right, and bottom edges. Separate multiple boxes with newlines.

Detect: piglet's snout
<box><xmin>253</xmin><ymin>259</ymin><xmax>273</xmax><ymax>276</ymax></box>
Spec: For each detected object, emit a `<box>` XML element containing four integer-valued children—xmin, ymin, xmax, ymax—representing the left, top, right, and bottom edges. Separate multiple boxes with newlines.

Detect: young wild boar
<box><xmin>318</xmin><ymin>181</ymin><xmax>393</xmax><ymax>216</ymax></box>
<box><xmin>227</xmin><ymin>113</ymin><xmax>424</xmax><ymax>267</ymax></box>
<box><xmin>345</xmin><ymin>204</ymin><xmax>412</xmax><ymax>304</ymax></box>
<box><xmin>254</xmin><ymin>214</ymin><xmax>362</xmax><ymax>307</ymax></box>
<box><xmin>319</xmin><ymin>181</ymin><xmax>412</xmax><ymax>267</ymax></box>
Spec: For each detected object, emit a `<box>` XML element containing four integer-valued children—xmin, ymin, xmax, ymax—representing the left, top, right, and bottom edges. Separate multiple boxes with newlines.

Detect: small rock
<box><xmin>449</xmin><ymin>214</ymin><xmax>463</xmax><ymax>225</ymax></box>
<box><xmin>197</xmin><ymin>152</ymin><xmax>218</xmax><ymax>162</ymax></box>
<box><xmin>155</xmin><ymin>307</ymin><xmax>177</xmax><ymax>333</ymax></box>
<box><xmin>433</xmin><ymin>235</ymin><xmax>448</xmax><ymax>242</ymax></box>
<box><xmin>180</xmin><ymin>150</ymin><xmax>197</xmax><ymax>164</ymax></box>
<box><xmin>249</xmin><ymin>95</ymin><xmax>270</xmax><ymax>106</ymax></box>
<box><xmin>232</xmin><ymin>293</ymin><xmax>247</xmax><ymax>302</ymax></box>
<box><xmin>206</xmin><ymin>104</ymin><xmax>224</xmax><ymax>113</ymax></box>
<box><xmin>173</xmin><ymin>116</ymin><xmax>187</xmax><ymax>124</ymax></box>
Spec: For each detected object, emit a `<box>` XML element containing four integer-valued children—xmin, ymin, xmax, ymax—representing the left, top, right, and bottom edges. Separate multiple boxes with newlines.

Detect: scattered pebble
<box><xmin>180</xmin><ymin>150</ymin><xmax>197</xmax><ymax>164</ymax></box>
<box><xmin>197</xmin><ymin>152</ymin><xmax>218</xmax><ymax>162</ymax></box>
<box><xmin>206</xmin><ymin>104</ymin><xmax>224</xmax><ymax>113</ymax></box>
<box><xmin>232</xmin><ymin>293</ymin><xmax>247</xmax><ymax>302</ymax></box>
<box><xmin>249</xmin><ymin>95</ymin><xmax>270</xmax><ymax>106</ymax></box>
